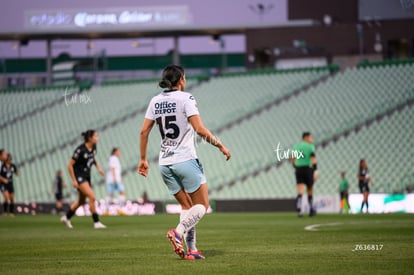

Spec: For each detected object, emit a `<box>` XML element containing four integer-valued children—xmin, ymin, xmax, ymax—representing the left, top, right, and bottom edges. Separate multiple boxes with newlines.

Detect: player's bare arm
<box><xmin>67</xmin><ymin>159</ymin><xmax>78</xmax><ymax>188</ymax></box>
<box><xmin>0</xmin><ymin>175</ymin><xmax>7</xmax><ymax>184</ymax></box>
<box><xmin>188</xmin><ymin>115</ymin><xmax>231</xmax><ymax>161</ymax></box>
<box><xmin>95</xmin><ymin>161</ymin><xmax>104</xmax><ymax>177</ymax></box>
<box><xmin>138</xmin><ymin>118</ymin><xmax>155</xmax><ymax>176</ymax></box>
<box><xmin>290</xmin><ymin>156</ymin><xmax>296</xmax><ymax>167</ymax></box>
<box><xmin>311</xmin><ymin>155</ymin><xmax>318</xmax><ymax>181</ymax></box>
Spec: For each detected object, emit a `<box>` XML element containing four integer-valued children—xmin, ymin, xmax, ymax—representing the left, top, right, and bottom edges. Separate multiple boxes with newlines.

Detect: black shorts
<box><xmin>1</xmin><ymin>183</ymin><xmax>14</xmax><ymax>194</ymax></box>
<box><xmin>359</xmin><ymin>182</ymin><xmax>370</xmax><ymax>193</ymax></box>
<box><xmin>340</xmin><ymin>191</ymin><xmax>348</xmax><ymax>200</ymax></box>
<box><xmin>295</xmin><ymin>167</ymin><xmax>314</xmax><ymax>187</ymax></box>
<box><xmin>75</xmin><ymin>174</ymin><xmax>91</xmax><ymax>185</ymax></box>
<box><xmin>55</xmin><ymin>193</ymin><xmax>63</xmax><ymax>201</ymax></box>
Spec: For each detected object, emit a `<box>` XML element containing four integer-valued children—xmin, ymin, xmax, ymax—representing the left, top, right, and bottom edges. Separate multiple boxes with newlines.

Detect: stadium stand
<box><xmin>209</xmin><ymin>62</ymin><xmax>414</xmax><ymax>198</ymax></box>
<box><xmin>2</xmin><ymin>62</ymin><xmax>413</xmax><ymax>202</ymax></box>
<box><xmin>211</xmin><ymin>101</ymin><xmax>414</xmax><ymax>199</ymax></box>
<box><xmin>1</xmin><ymin>86</ymin><xmax>75</xmax><ymax>127</ymax></box>
<box><xmin>1</xmin><ymin>82</ymin><xmax>160</xmax><ymax>162</ymax></box>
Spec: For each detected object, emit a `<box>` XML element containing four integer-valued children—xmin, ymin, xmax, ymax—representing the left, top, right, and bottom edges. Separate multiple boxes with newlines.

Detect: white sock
<box><xmin>176</xmin><ymin>204</ymin><xmax>206</xmax><ymax>236</ymax></box>
<box><xmin>180</xmin><ymin>209</ymin><xmax>197</xmax><ymax>251</ymax></box>
<box><xmin>180</xmin><ymin>210</ymin><xmax>189</xmax><ymax>230</ymax></box>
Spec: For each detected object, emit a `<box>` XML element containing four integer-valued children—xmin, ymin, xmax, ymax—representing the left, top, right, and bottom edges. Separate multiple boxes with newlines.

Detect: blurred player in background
<box><xmin>0</xmin><ymin>154</ymin><xmax>19</xmax><ymax>216</ymax></box>
<box><xmin>358</xmin><ymin>159</ymin><xmax>371</xmax><ymax>213</ymax></box>
<box><xmin>138</xmin><ymin>64</ymin><xmax>231</xmax><ymax>260</ymax></box>
<box><xmin>104</xmin><ymin>147</ymin><xmax>126</xmax><ymax>216</ymax></box>
<box><xmin>291</xmin><ymin>132</ymin><xmax>318</xmax><ymax>217</ymax></box>
<box><xmin>0</xmin><ymin>149</ymin><xmax>7</xmax><ymax>214</ymax></box>
<box><xmin>52</xmin><ymin>170</ymin><xmax>66</xmax><ymax>214</ymax></box>
<box><xmin>339</xmin><ymin>171</ymin><xmax>350</xmax><ymax>213</ymax></box>
<box><xmin>60</xmin><ymin>130</ymin><xmax>106</xmax><ymax>229</ymax></box>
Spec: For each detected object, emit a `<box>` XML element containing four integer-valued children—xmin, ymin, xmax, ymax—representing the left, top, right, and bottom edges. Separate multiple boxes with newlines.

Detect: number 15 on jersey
<box><xmin>156</xmin><ymin>115</ymin><xmax>180</xmax><ymax>139</ymax></box>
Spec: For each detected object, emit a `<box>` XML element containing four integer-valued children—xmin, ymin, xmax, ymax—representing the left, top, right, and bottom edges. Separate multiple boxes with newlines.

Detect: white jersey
<box><xmin>145</xmin><ymin>90</ymin><xmax>200</xmax><ymax>165</ymax></box>
<box><xmin>106</xmin><ymin>155</ymin><xmax>122</xmax><ymax>184</ymax></box>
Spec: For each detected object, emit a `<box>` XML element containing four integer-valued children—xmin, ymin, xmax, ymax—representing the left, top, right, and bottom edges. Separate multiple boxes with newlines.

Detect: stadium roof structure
<box><xmin>0</xmin><ymin>0</ymin><xmax>320</xmax><ymax>84</ymax></box>
<box><xmin>0</xmin><ymin>20</ymin><xmax>318</xmax><ymax>41</ymax></box>
<box><xmin>0</xmin><ymin>0</ymin><xmax>319</xmax><ymax>41</ymax></box>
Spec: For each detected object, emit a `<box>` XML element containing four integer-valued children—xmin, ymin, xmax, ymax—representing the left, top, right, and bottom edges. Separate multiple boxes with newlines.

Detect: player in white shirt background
<box><xmin>105</xmin><ymin>147</ymin><xmax>126</xmax><ymax>215</ymax></box>
<box><xmin>138</xmin><ymin>64</ymin><xmax>231</xmax><ymax>260</ymax></box>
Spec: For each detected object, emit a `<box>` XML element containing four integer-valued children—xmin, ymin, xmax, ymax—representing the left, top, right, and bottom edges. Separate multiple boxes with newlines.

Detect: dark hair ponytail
<box><xmin>82</xmin><ymin>129</ymin><xmax>97</xmax><ymax>153</ymax></box>
<box><xmin>158</xmin><ymin>64</ymin><xmax>185</xmax><ymax>89</ymax></box>
<box><xmin>159</xmin><ymin>78</ymin><xmax>173</xmax><ymax>89</ymax></box>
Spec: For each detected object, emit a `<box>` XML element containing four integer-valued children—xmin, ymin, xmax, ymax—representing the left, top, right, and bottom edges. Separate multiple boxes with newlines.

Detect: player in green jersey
<box><xmin>339</xmin><ymin>172</ymin><xmax>350</xmax><ymax>213</ymax></box>
<box><xmin>291</xmin><ymin>132</ymin><xmax>318</xmax><ymax>217</ymax></box>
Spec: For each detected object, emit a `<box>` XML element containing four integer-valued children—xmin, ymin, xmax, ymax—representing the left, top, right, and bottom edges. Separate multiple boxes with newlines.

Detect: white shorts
<box><xmin>160</xmin><ymin>159</ymin><xmax>206</xmax><ymax>195</ymax></box>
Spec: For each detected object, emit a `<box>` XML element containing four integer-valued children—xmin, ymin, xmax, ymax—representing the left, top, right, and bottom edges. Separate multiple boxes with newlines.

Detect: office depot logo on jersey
<box><xmin>154</xmin><ymin>101</ymin><xmax>176</xmax><ymax>114</ymax></box>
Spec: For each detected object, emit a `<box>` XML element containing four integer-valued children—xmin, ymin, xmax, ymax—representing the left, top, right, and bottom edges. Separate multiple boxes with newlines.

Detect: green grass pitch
<box><xmin>0</xmin><ymin>213</ymin><xmax>413</xmax><ymax>274</ymax></box>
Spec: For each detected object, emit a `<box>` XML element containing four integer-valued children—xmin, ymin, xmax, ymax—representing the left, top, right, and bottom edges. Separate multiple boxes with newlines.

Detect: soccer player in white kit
<box><xmin>105</xmin><ymin>147</ymin><xmax>126</xmax><ymax>215</ymax></box>
<box><xmin>138</xmin><ymin>65</ymin><xmax>231</xmax><ymax>260</ymax></box>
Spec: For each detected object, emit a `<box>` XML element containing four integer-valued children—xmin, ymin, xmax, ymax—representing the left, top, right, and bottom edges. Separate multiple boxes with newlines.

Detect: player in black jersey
<box><xmin>52</xmin><ymin>170</ymin><xmax>66</xmax><ymax>214</ymax></box>
<box><xmin>0</xmin><ymin>148</ymin><xmax>7</xmax><ymax>214</ymax></box>
<box><xmin>60</xmin><ymin>130</ymin><xmax>106</xmax><ymax>229</ymax></box>
<box><xmin>0</xmin><ymin>154</ymin><xmax>19</xmax><ymax>216</ymax></box>
<box><xmin>358</xmin><ymin>159</ymin><xmax>371</xmax><ymax>213</ymax></box>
